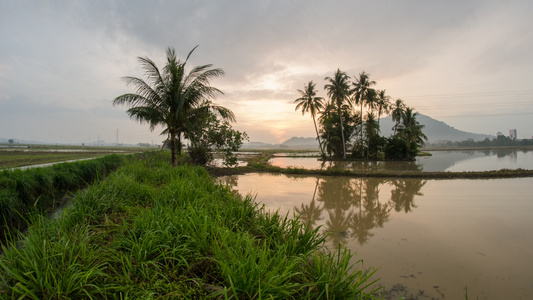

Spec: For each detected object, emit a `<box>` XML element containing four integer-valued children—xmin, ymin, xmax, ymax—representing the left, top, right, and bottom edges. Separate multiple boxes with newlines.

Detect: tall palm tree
<box><xmin>295</xmin><ymin>81</ymin><xmax>325</xmax><ymax>157</ymax></box>
<box><xmin>113</xmin><ymin>46</ymin><xmax>234</xmax><ymax>166</ymax></box>
<box><xmin>391</xmin><ymin>98</ymin><xmax>405</xmax><ymax>135</ymax></box>
<box><xmin>324</xmin><ymin>69</ymin><xmax>351</xmax><ymax>159</ymax></box>
<box><xmin>365</xmin><ymin>89</ymin><xmax>378</xmax><ymax>116</ymax></box>
<box><xmin>375</xmin><ymin>89</ymin><xmax>391</xmax><ymax>128</ymax></box>
<box><xmin>352</xmin><ymin>71</ymin><xmax>376</xmax><ymax>153</ymax></box>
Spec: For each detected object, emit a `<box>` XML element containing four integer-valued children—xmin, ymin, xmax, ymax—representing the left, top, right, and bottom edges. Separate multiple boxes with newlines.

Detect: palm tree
<box><xmin>352</xmin><ymin>71</ymin><xmax>376</xmax><ymax>153</ymax></box>
<box><xmin>113</xmin><ymin>46</ymin><xmax>234</xmax><ymax>166</ymax></box>
<box><xmin>391</xmin><ymin>98</ymin><xmax>405</xmax><ymax>135</ymax></box>
<box><xmin>396</xmin><ymin>107</ymin><xmax>428</xmax><ymax>158</ymax></box>
<box><xmin>295</xmin><ymin>81</ymin><xmax>325</xmax><ymax>157</ymax></box>
<box><xmin>324</xmin><ymin>69</ymin><xmax>351</xmax><ymax>159</ymax></box>
<box><xmin>364</xmin><ymin>112</ymin><xmax>380</xmax><ymax>159</ymax></box>
<box><xmin>375</xmin><ymin>90</ymin><xmax>391</xmax><ymax>128</ymax></box>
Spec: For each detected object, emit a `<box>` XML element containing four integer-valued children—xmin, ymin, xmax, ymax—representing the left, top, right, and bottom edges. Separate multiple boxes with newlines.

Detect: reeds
<box><xmin>0</xmin><ymin>151</ymin><xmax>381</xmax><ymax>299</ymax></box>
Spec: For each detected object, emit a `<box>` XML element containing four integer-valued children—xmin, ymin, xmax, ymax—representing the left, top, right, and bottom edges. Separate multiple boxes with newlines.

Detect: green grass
<box><xmin>0</xmin><ymin>151</ymin><xmax>382</xmax><ymax>299</ymax></box>
<box><xmin>0</xmin><ymin>154</ymin><xmax>127</xmax><ymax>241</ymax></box>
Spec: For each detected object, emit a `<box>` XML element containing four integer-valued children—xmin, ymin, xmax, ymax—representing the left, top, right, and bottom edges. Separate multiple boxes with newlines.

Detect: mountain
<box><xmin>281</xmin><ymin>137</ymin><xmax>319</xmax><ymax>148</ymax></box>
<box><xmin>243</xmin><ymin>114</ymin><xmax>494</xmax><ymax>149</ymax></box>
<box><xmin>241</xmin><ymin>141</ymin><xmax>286</xmax><ymax>149</ymax></box>
<box><xmin>241</xmin><ymin>138</ymin><xmax>317</xmax><ymax>149</ymax></box>
<box><xmin>378</xmin><ymin>114</ymin><xmax>494</xmax><ymax>143</ymax></box>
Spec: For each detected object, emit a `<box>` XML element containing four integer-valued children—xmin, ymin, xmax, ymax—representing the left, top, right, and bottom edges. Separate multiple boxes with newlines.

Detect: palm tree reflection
<box><xmin>295</xmin><ymin>176</ymin><xmax>426</xmax><ymax>246</ymax></box>
<box><xmin>294</xmin><ymin>178</ymin><xmax>324</xmax><ymax>226</ymax></box>
<box><xmin>390</xmin><ymin>179</ymin><xmax>426</xmax><ymax>213</ymax></box>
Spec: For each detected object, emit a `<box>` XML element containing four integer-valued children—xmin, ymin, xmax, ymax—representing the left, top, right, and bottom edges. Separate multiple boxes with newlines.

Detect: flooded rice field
<box><xmin>219</xmin><ymin>173</ymin><xmax>533</xmax><ymax>299</ymax></box>
<box><xmin>269</xmin><ymin>149</ymin><xmax>533</xmax><ymax>172</ymax></box>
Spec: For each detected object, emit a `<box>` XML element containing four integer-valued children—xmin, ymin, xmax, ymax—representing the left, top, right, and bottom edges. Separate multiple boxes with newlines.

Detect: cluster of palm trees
<box><xmin>295</xmin><ymin>69</ymin><xmax>427</xmax><ymax>160</ymax></box>
<box><xmin>113</xmin><ymin>46</ymin><xmax>239</xmax><ymax>166</ymax></box>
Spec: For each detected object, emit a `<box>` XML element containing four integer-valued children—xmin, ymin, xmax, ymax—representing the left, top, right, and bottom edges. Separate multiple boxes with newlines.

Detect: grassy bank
<box><xmin>0</xmin><ymin>154</ymin><xmax>127</xmax><ymax>241</ymax></box>
<box><xmin>0</xmin><ymin>152</ymin><xmax>381</xmax><ymax>299</ymax></box>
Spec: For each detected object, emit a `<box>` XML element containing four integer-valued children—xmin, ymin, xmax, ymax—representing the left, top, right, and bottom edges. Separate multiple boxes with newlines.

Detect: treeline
<box><xmin>428</xmin><ymin>136</ymin><xmax>533</xmax><ymax>148</ymax></box>
<box><xmin>295</xmin><ymin>70</ymin><xmax>427</xmax><ymax>161</ymax></box>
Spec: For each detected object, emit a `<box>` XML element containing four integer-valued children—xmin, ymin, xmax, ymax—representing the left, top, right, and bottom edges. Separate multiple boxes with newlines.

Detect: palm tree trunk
<box><xmin>170</xmin><ymin>130</ymin><xmax>177</xmax><ymax>167</ymax></box>
<box><xmin>377</xmin><ymin>105</ymin><xmax>382</xmax><ymax>128</ymax></box>
<box><xmin>176</xmin><ymin>132</ymin><xmax>183</xmax><ymax>163</ymax></box>
<box><xmin>360</xmin><ymin>101</ymin><xmax>364</xmax><ymax>156</ymax></box>
<box><xmin>313</xmin><ymin>115</ymin><xmax>325</xmax><ymax>157</ymax></box>
<box><xmin>338</xmin><ymin>107</ymin><xmax>346</xmax><ymax>159</ymax></box>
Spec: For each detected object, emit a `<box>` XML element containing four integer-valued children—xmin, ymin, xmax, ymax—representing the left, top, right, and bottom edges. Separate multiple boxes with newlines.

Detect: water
<box><xmin>10</xmin><ymin>158</ymin><xmax>97</xmax><ymax>171</ymax></box>
<box><xmin>269</xmin><ymin>149</ymin><xmax>533</xmax><ymax>172</ymax></box>
<box><xmin>219</xmin><ymin>173</ymin><xmax>533</xmax><ymax>299</ymax></box>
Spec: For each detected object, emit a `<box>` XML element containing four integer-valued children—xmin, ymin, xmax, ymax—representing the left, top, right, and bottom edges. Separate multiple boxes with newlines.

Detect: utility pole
<box><xmin>116</xmin><ymin>129</ymin><xmax>119</xmax><ymax>146</ymax></box>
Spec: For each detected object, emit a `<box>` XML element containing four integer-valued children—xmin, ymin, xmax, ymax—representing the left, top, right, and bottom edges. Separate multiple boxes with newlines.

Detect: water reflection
<box><xmin>308</xmin><ymin>177</ymin><xmax>425</xmax><ymax>245</ymax></box>
<box><xmin>390</xmin><ymin>179</ymin><xmax>425</xmax><ymax>213</ymax></box>
<box><xmin>224</xmin><ymin>175</ymin><xmax>426</xmax><ymax>246</ymax></box>
<box><xmin>220</xmin><ymin>173</ymin><xmax>533</xmax><ymax>299</ymax></box>
<box><xmin>269</xmin><ymin>149</ymin><xmax>533</xmax><ymax>172</ymax></box>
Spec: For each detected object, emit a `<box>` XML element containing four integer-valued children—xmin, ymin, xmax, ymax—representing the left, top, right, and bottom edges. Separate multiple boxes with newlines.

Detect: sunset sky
<box><xmin>1</xmin><ymin>1</ymin><xmax>532</xmax><ymax>145</ymax></box>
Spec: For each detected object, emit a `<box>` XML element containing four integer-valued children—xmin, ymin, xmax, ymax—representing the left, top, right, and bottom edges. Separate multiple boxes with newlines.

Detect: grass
<box><xmin>0</xmin><ymin>154</ymin><xmax>127</xmax><ymax>241</ymax></box>
<box><xmin>0</xmin><ymin>151</ymin><xmax>382</xmax><ymax>299</ymax></box>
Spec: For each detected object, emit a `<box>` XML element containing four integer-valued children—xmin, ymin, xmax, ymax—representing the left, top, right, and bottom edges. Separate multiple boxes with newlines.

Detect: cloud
<box><xmin>1</xmin><ymin>0</ymin><xmax>532</xmax><ymax>143</ymax></box>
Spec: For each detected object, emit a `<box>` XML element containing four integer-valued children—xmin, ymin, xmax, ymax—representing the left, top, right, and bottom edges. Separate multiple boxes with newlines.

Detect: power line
<box><xmin>396</xmin><ymin>89</ymin><xmax>533</xmax><ymax>100</ymax></box>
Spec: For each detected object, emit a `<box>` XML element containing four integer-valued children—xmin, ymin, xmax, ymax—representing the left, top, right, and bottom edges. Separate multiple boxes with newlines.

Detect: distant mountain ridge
<box><xmin>242</xmin><ymin>113</ymin><xmax>495</xmax><ymax>149</ymax></box>
<box><xmin>378</xmin><ymin>114</ymin><xmax>494</xmax><ymax>143</ymax></box>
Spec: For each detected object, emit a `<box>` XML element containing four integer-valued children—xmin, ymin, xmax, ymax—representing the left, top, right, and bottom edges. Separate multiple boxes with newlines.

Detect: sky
<box><xmin>1</xmin><ymin>0</ymin><xmax>532</xmax><ymax>145</ymax></box>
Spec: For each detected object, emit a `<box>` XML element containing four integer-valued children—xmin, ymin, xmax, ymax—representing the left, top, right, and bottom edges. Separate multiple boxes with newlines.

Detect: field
<box><xmin>0</xmin><ymin>144</ymin><xmax>149</xmax><ymax>169</ymax></box>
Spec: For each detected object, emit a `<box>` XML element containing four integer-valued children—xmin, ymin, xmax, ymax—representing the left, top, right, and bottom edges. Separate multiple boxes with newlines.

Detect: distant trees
<box><xmin>114</xmin><ymin>46</ymin><xmax>245</xmax><ymax>166</ymax></box>
<box><xmin>428</xmin><ymin>136</ymin><xmax>533</xmax><ymax>148</ymax></box>
<box><xmin>295</xmin><ymin>70</ymin><xmax>427</xmax><ymax>161</ymax></box>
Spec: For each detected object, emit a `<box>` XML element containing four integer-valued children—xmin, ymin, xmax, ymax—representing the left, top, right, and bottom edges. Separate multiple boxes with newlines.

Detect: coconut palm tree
<box><xmin>375</xmin><ymin>89</ymin><xmax>391</xmax><ymax>128</ymax></box>
<box><xmin>396</xmin><ymin>107</ymin><xmax>428</xmax><ymax>158</ymax></box>
<box><xmin>391</xmin><ymin>98</ymin><xmax>405</xmax><ymax>135</ymax></box>
<box><xmin>113</xmin><ymin>46</ymin><xmax>234</xmax><ymax>166</ymax></box>
<box><xmin>352</xmin><ymin>71</ymin><xmax>376</xmax><ymax>153</ymax></box>
<box><xmin>295</xmin><ymin>81</ymin><xmax>325</xmax><ymax>157</ymax></box>
<box><xmin>364</xmin><ymin>112</ymin><xmax>381</xmax><ymax>159</ymax></box>
<box><xmin>324</xmin><ymin>69</ymin><xmax>351</xmax><ymax>159</ymax></box>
